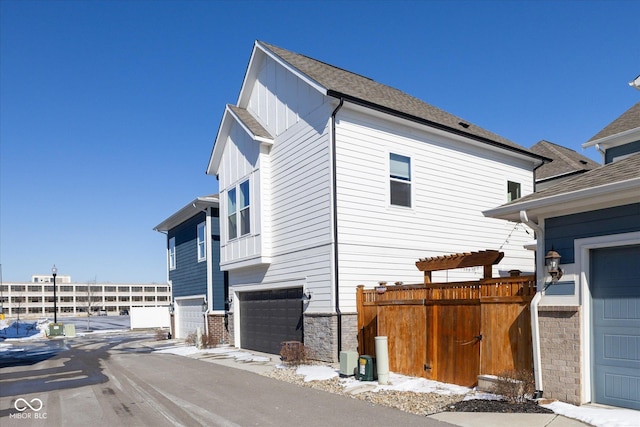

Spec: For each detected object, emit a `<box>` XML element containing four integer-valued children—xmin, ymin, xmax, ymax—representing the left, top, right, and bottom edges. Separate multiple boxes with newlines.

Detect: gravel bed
<box><xmin>262</xmin><ymin>364</ymin><xmax>553</xmax><ymax>416</ymax></box>
<box><xmin>262</xmin><ymin>364</ymin><xmax>465</xmax><ymax>416</ymax></box>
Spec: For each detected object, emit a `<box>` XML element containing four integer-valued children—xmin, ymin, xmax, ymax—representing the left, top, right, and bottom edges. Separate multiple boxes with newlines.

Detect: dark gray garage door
<box><xmin>591</xmin><ymin>245</ymin><xmax>640</xmax><ymax>410</ymax></box>
<box><xmin>239</xmin><ymin>288</ymin><xmax>303</xmax><ymax>355</ymax></box>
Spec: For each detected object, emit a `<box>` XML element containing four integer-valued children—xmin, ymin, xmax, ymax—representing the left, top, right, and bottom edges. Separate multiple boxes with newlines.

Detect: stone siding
<box><xmin>538</xmin><ymin>306</ymin><xmax>582</xmax><ymax>405</ymax></box>
<box><xmin>303</xmin><ymin>312</ymin><xmax>358</xmax><ymax>363</ymax></box>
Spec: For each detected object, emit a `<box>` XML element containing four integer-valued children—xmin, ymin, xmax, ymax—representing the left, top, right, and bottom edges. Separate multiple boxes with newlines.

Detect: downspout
<box><xmin>331</xmin><ymin>98</ymin><xmax>344</xmax><ymax>361</ymax></box>
<box><xmin>519</xmin><ymin>210</ymin><xmax>544</xmax><ymax>398</ymax></box>
<box><xmin>595</xmin><ymin>144</ymin><xmax>606</xmax><ymax>164</ymax></box>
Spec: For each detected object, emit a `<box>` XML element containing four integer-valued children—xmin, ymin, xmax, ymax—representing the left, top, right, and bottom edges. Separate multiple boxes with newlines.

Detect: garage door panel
<box><xmin>177</xmin><ymin>299</ymin><xmax>205</xmax><ymax>339</ymax></box>
<box><xmin>240</xmin><ymin>288</ymin><xmax>303</xmax><ymax>355</ymax></box>
<box><xmin>592</xmin><ymin>245</ymin><xmax>640</xmax><ymax>410</ymax></box>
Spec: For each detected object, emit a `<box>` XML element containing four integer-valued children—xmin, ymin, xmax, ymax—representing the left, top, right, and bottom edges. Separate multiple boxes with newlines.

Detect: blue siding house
<box><xmin>154</xmin><ymin>195</ymin><xmax>229</xmax><ymax>342</ymax></box>
<box><xmin>485</xmin><ymin>101</ymin><xmax>640</xmax><ymax>410</ymax></box>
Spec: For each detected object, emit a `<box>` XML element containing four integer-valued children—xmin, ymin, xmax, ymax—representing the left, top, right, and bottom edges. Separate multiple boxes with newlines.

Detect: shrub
<box><xmin>185</xmin><ymin>332</ymin><xmax>197</xmax><ymax>346</ymax></box>
<box><xmin>155</xmin><ymin>329</ymin><xmax>170</xmax><ymax>340</ymax></box>
<box><xmin>279</xmin><ymin>341</ymin><xmax>308</xmax><ymax>366</ymax></box>
<box><xmin>492</xmin><ymin>368</ymin><xmax>535</xmax><ymax>403</ymax></box>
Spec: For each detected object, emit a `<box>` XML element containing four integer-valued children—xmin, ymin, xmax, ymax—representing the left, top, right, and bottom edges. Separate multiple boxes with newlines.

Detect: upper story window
<box><xmin>169</xmin><ymin>237</ymin><xmax>176</xmax><ymax>270</ymax></box>
<box><xmin>390</xmin><ymin>153</ymin><xmax>411</xmax><ymax>207</ymax></box>
<box><xmin>197</xmin><ymin>221</ymin><xmax>206</xmax><ymax>262</ymax></box>
<box><xmin>507</xmin><ymin>181</ymin><xmax>521</xmax><ymax>202</ymax></box>
<box><xmin>227</xmin><ymin>179</ymin><xmax>251</xmax><ymax>240</ymax></box>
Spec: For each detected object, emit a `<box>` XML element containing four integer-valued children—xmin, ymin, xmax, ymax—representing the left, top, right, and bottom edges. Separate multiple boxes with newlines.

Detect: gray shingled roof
<box><xmin>260</xmin><ymin>41</ymin><xmax>543</xmax><ymax>159</ymax></box>
<box><xmin>530</xmin><ymin>140</ymin><xmax>600</xmax><ymax>180</ymax></box>
<box><xmin>588</xmin><ymin>102</ymin><xmax>640</xmax><ymax>142</ymax></box>
<box><xmin>502</xmin><ymin>151</ymin><xmax>640</xmax><ymax>205</ymax></box>
<box><xmin>228</xmin><ymin>104</ymin><xmax>273</xmax><ymax>140</ymax></box>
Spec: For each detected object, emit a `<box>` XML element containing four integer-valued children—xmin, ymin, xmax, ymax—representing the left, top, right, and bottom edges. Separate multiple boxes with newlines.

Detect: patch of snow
<box><xmin>155</xmin><ymin>345</ymin><xmax>202</xmax><ymax>356</ymax></box>
<box><xmin>295</xmin><ymin>365</ymin><xmax>339</xmax><ymax>382</ymax></box>
<box><xmin>541</xmin><ymin>401</ymin><xmax>639</xmax><ymax>427</ymax></box>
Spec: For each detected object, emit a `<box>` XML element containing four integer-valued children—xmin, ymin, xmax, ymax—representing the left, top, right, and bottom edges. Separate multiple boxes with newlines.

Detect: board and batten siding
<box><xmin>218</xmin><ymin>120</ymin><xmax>264</xmax><ymax>268</ymax></box>
<box><xmin>248</xmin><ymin>52</ymin><xmax>325</xmax><ymax>137</ymax></box>
<box><xmin>169</xmin><ymin>212</ymin><xmax>208</xmax><ymax>299</ymax></box>
<box><xmin>333</xmin><ymin>107</ymin><xmax>536</xmax><ymax>310</ymax></box>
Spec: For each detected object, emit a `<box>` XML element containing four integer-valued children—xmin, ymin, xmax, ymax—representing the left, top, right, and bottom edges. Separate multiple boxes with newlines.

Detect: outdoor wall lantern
<box><xmin>51</xmin><ymin>265</ymin><xmax>58</xmax><ymax>323</ymax></box>
<box><xmin>545</xmin><ymin>250</ymin><xmax>563</xmax><ymax>284</ymax></box>
<box><xmin>301</xmin><ymin>290</ymin><xmax>312</xmax><ymax>302</ymax></box>
<box><xmin>168</xmin><ymin>302</ymin><xmax>174</xmax><ymax>314</ymax></box>
<box><xmin>202</xmin><ymin>299</ymin><xmax>208</xmax><ymax>313</ymax></box>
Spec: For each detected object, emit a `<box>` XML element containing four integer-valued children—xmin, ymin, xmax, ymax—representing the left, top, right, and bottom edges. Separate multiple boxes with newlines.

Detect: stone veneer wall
<box><xmin>206</xmin><ymin>313</ymin><xmax>233</xmax><ymax>346</ymax></box>
<box><xmin>303</xmin><ymin>312</ymin><xmax>358</xmax><ymax>363</ymax></box>
<box><xmin>538</xmin><ymin>306</ymin><xmax>582</xmax><ymax>405</ymax></box>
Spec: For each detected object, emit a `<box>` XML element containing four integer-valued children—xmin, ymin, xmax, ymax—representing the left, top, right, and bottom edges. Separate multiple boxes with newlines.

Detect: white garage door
<box><xmin>591</xmin><ymin>245</ymin><xmax>640</xmax><ymax>410</ymax></box>
<box><xmin>176</xmin><ymin>298</ymin><xmax>205</xmax><ymax>339</ymax></box>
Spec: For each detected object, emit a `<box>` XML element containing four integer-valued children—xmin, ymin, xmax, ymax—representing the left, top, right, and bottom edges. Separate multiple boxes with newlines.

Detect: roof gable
<box><xmin>530</xmin><ymin>140</ymin><xmax>600</xmax><ymax>181</ymax></box>
<box><xmin>585</xmin><ymin>102</ymin><xmax>640</xmax><ymax>145</ymax></box>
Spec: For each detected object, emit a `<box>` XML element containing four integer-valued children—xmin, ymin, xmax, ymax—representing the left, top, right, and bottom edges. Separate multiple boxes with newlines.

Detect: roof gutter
<box><xmin>326</xmin><ymin>90</ymin><xmax>549</xmax><ymax>165</ymax></box>
<box><xmin>331</xmin><ymin>97</ymin><xmax>344</xmax><ymax>361</ymax></box>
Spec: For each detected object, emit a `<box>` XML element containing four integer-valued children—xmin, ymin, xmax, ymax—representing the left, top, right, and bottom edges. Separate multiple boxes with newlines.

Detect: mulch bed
<box><xmin>446</xmin><ymin>398</ymin><xmax>554</xmax><ymax>414</ymax></box>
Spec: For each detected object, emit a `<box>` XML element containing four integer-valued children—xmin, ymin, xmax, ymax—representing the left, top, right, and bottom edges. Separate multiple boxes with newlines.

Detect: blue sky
<box><xmin>1</xmin><ymin>0</ymin><xmax>638</xmax><ymax>283</ymax></box>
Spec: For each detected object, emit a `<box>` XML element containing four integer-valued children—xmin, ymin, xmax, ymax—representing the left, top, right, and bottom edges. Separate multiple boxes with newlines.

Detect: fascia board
<box><xmin>582</xmin><ymin>127</ymin><xmax>640</xmax><ymax>149</ymax></box>
<box><xmin>207</xmin><ymin>105</ymin><xmax>274</xmax><ymax>176</ymax></box>
<box><xmin>207</xmin><ymin>107</ymin><xmax>233</xmax><ymax>176</ymax></box>
<box><xmin>483</xmin><ymin>177</ymin><xmax>640</xmax><ymax>222</ymax></box>
<box><xmin>154</xmin><ymin>197</ymin><xmax>219</xmax><ymax>232</ymax></box>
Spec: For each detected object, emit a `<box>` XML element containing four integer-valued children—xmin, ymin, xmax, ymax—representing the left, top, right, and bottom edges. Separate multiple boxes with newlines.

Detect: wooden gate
<box><xmin>356</xmin><ymin>250</ymin><xmax>535</xmax><ymax>387</ymax></box>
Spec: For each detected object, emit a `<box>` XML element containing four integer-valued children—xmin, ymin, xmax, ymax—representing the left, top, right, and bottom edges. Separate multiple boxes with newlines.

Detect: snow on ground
<box><xmin>541</xmin><ymin>401</ymin><xmax>638</xmax><ymax>427</ymax></box>
<box><xmin>0</xmin><ymin>318</ymin><xmax>50</xmax><ymax>341</ymax></box>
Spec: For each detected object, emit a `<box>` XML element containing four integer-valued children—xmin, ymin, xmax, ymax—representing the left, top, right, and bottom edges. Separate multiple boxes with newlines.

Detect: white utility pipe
<box><xmin>375</xmin><ymin>336</ymin><xmax>390</xmax><ymax>385</ymax></box>
<box><xmin>520</xmin><ymin>210</ymin><xmax>544</xmax><ymax>396</ymax></box>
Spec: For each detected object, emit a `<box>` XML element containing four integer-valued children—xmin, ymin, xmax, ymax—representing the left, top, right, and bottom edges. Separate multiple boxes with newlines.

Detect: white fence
<box><xmin>130</xmin><ymin>306</ymin><xmax>170</xmax><ymax>329</ymax></box>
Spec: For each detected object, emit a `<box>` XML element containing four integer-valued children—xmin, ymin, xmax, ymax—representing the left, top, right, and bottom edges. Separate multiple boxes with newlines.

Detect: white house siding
<box><xmin>334</xmin><ymin>106</ymin><xmax>535</xmax><ymax>311</ymax></box>
<box><xmin>223</xmin><ymin>52</ymin><xmax>337</xmax><ymax>315</ymax></box>
<box><xmin>247</xmin><ymin>53</ymin><xmax>325</xmax><ymax>138</ymax></box>
<box><xmin>218</xmin><ymin>121</ymin><xmax>264</xmax><ymax>267</ymax></box>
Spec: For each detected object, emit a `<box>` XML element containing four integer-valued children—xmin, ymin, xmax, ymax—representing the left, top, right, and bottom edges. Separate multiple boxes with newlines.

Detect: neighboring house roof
<box><xmin>483</xmin><ymin>152</ymin><xmax>640</xmax><ymax>222</ymax></box>
<box><xmin>258</xmin><ymin>41</ymin><xmax>546</xmax><ymax>162</ymax></box>
<box><xmin>630</xmin><ymin>74</ymin><xmax>640</xmax><ymax>91</ymax></box>
<box><xmin>585</xmin><ymin>101</ymin><xmax>640</xmax><ymax>145</ymax></box>
<box><xmin>154</xmin><ymin>195</ymin><xmax>219</xmax><ymax>232</ymax></box>
<box><xmin>530</xmin><ymin>140</ymin><xmax>600</xmax><ymax>181</ymax></box>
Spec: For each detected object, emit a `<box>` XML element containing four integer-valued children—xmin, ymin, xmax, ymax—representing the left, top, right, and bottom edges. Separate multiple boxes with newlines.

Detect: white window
<box><xmin>169</xmin><ymin>237</ymin><xmax>176</xmax><ymax>270</ymax></box>
<box><xmin>227</xmin><ymin>179</ymin><xmax>251</xmax><ymax>240</ymax></box>
<box><xmin>507</xmin><ymin>181</ymin><xmax>521</xmax><ymax>202</ymax></box>
<box><xmin>390</xmin><ymin>153</ymin><xmax>411</xmax><ymax>207</ymax></box>
<box><xmin>197</xmin><ymin>222</ymin><xmax>206</xmax><ymax>262</ymax></box>
<box><xmin>239</xmin><ymin>180</ymin><xmax>250</xmax><ymax>236</ymax></box>
<box><xmin>227</xmin><ymin>188</ymin><xmax>237</xmax><ymax>240</ymax></box>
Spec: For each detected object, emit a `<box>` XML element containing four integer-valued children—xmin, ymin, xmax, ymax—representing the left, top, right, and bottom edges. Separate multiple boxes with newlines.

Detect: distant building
<box><xmin>0</xmin><ymin>279</ymin><xmax>171</xmax><ymax>317</ymax></box>
<box><xmin>31</xmin><ymin>274</ymin><xmax>71</xmax><ymax>284</ymax></box>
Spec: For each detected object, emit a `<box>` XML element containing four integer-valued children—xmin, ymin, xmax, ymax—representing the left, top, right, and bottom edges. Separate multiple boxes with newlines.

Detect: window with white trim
<box><xmin>507</xmin><ymin>180</ymin><xmax>521</xmax><ymax>202</ymax></box>
<box><xmin>239</xmin><ymin>180</ymin><xmax>250</xmax><ymax>236</ymax></box>
<box><xmin>390</xmin><ymin>153</ymin><xmax>411</xmax><ymax>207</ymax></box>
<box><xmin>169</xmin><ymin>237</ymin><xmax>176</xmax><ymax>270</ymax></box>
<box><xmin>227</xmin><ymin>179</ymin><xmax>251</xmax><ymax>240</ymax></box>
<box><xmin>197</xmin><ymin>222</ymin><xmax>206</xmax><ymax>262</ymax></box>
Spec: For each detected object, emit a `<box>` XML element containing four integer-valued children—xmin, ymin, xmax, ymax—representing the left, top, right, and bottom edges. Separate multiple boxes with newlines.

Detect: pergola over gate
<box><xmin>356</xmin><ymin>250</ymin><xmax>535</xmax><ymax>387</ymax></box>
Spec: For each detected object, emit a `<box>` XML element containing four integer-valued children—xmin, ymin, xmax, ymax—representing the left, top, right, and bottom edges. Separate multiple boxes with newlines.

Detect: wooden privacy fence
<box><xmin>356</xmin><ymin>250</ymin><xmax>536</xmax><ymax>387</ymax></box>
